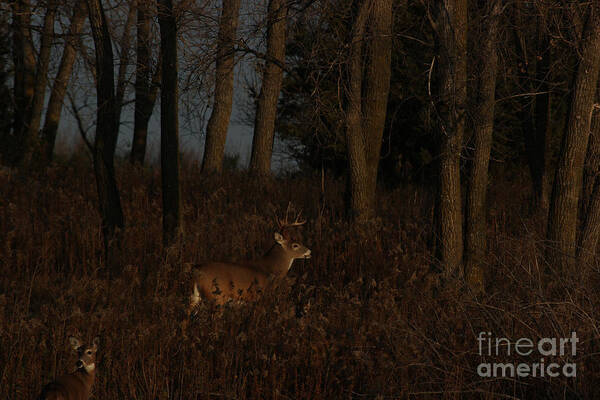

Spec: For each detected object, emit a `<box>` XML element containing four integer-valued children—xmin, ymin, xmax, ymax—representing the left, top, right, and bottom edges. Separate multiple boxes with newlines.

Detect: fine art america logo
<box><xmin>477</xmin><ymin>332</ymin><xmax>578</xmax><ymax>378</ymax></box>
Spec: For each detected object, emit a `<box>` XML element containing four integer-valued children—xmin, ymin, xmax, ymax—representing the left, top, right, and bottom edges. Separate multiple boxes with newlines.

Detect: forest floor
<box><xmin>0</xmin><ymin>157</ymin><xmax>599</xmax><ymax>399</ymax></box>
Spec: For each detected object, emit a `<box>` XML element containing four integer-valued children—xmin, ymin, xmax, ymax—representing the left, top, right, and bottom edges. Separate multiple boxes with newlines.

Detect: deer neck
<box><xmin>259</xmin><ymin>244</ymin><xmax>293</xmax><ymax>275</ymax></box>
<box><xmin>74</xmin><ymin>366</ymin><xmax>96</xmax><ymax>389</ymax></box>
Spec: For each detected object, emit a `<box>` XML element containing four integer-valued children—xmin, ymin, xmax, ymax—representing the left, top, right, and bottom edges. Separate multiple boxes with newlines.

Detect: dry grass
<box><xmin>0</xmin><ymin>158</ymin><xmax>599</xmax><ymax>399</ymax></box>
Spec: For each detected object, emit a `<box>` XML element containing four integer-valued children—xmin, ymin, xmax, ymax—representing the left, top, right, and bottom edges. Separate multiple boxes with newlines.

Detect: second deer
<box><xmin>37</xmin><ymin>336</ymin><xmax>99</xmax><ymax>400</ymax></box>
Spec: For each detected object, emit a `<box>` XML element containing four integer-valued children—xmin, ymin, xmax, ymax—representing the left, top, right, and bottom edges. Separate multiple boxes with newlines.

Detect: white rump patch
<box><xmin>190</xmin><ymin>284</ymin><xmax>200</xmax><ymax>307</ymax></box>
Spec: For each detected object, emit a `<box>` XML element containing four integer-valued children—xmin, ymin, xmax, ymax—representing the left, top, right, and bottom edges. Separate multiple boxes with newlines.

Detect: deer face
<box><xmin>69</xmin><ymin>337</ymin><xmax>99</xmax><ymax>373</ymax></box>
<box><xmin>274</xmin><ymin>232</ymin><xmax>311</xmax><ymax>259</ymax></box>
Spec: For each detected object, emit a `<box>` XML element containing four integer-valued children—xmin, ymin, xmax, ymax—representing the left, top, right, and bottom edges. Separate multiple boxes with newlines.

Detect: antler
<box><xmin>276</xmin><ymin>203</ymin><xmax>306</xmax><ymax>239</ymax></box>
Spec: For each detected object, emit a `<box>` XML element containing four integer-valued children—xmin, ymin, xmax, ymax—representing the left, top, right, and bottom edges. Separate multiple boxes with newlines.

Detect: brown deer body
<box><xmin>37</xmin><ymin>337</ymin><xmax>99</xmax><ymax>400</ymax></box>
<box><xmin>188</xmin><ymin>210</ymin><xmax>311</xmax><ymax>310</ymax></box>
<box><xmin>190</xmin><ymin>232</ymin><xmax>311</xmax><ymax>306</ymax></box>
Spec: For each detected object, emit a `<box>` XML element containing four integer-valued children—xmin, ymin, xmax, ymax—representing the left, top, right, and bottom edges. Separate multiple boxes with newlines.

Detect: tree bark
<box><xmin>87</xmin><ymin>0</ymin><xmax>125</xmax><ymax>274</ymax></box>
<box><xmin>40</xmin><ymin>1</ymin><xmax>88</xmax><ymax>163</ymax></box>
<box><xmin>433</xmin><ymin>0</ymin><xmax>467</xmax><ymax>276</ymax></box>
<box><xmin>345</xmin><ymin>0</ymin><xmax>370</xmax><ymax>221</ymax></box>
<box><xmin>21</xmin><ymin>0</ymin><xmax>56</xmax><ymax>168</ymax></box>
<box><xmin>464</xmin><ymin>0</ymin><xmax>501</xmax><ymax>293</ymax></box>
<box><xmin>131</xmin><ymin>0</ymin><xmax>154</xmax><ymax>165</ymax></box>
<box><xmin>532</xmin><ymin>13</ymin><xmax>551</xmax><ymax>212</ymax></box>
<box><xmin>4</xmin><ymin>0</ymin><xmax>35</xmax><ymax>166</ymax></box>
<box><xmin>130</xmin><ymin>54</ymin><xmax>161</xmax><ymax>165</ymax></box>
<box><xmin>578</xmin><ymin>105</ymin><xmax>600</xmax><ymax>267</ymax></box>
<box><xmin>513</xmin><ymin>4</ymin><xmax>550</xmax><ymax>213</ymax></box>
<box><xmin>362</xmin><ymin>0</ymin><xmax>392</xmax><ymax>208</ymax></box>
<box><xmin>547</xmin><ymin>4</ymin><xmax>600</xmax><ymax>272</ymax></box>
<box><xmin>248</xmin><ymin>0</ymin><xmax>288</xmax><ymax>177</ymax></box>
<box><xmin>583</xmin><ymin>85</ymin><xmax>600</xmax><ymax>212</ymax></box>
<box><xmin>345</xmin><ymin>0</ymin><xmax>392</xmax><ymax>222</ymax></box>
<box><xmin>115</xmin><ymin>0</ymin><xmax>137</xmax><ymax>126</ymax></box>
<box><xmin>201</xmin><ymin>0</ymin><xmax>241</xmax><ymax>174</ymax></box>
<box><xmin>158</xmin><ymin>0</ymin><xmax>182</xmax><ymax>245</ymax></box>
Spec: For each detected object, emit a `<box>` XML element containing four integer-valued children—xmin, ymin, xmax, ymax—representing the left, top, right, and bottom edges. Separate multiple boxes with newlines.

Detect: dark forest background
<box><xmin>1</xmin><ymin>0</ymin><xmax>600</xmax><ymax>398</ymax></box>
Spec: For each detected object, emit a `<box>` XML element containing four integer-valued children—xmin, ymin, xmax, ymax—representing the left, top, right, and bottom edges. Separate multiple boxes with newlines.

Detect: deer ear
<box><xmin>92</xmin><ymin>337</ymin><xmax>100</xmax><ymax>350</ymax></box>
<box><xmin>69</xmin><ymin>337</ymin><xmax>81</xmax><ymax>350</ymax></box>
<box><xmin>274</xmin><ymin>232</ymin><xmax>285</xmax><ymax>244</ymax></box>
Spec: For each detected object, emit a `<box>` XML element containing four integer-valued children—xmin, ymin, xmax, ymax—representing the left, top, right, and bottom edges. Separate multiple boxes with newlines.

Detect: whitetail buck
<box><xmin>188</xmin><ymin>212</ymin><xmax>311</xmax><ymax>310</ymax></box>
<box><xmin>37</xmin><ymin>337</ymin><xmax>99</xmax><ymax>400</ymax></box>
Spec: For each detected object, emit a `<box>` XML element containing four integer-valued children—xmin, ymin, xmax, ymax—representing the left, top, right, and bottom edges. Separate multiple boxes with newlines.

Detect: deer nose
<box><xmin>305</xmin><ymin>250</ymin><xmax>311</xmax><ymax>258</ymax></box>
<box><xmin>76</xmin><ymin>360</ymin><xmax>83</xmax><ymax>368</ymax></box>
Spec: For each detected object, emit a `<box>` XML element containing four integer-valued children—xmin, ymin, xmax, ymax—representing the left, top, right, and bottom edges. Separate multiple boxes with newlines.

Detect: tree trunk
<box><xmin>4</xmin><ymin>0</ymin><xmax>35</xmax><ymax>166</ymax></box>
<box><xmin>547</xmin><ymin>4</ymin><xmax>600</xmax><ymax>272</ymax></box>
<box><xmin>248</xmin><ymin>0</ymin><xmax>288</xmax><ymax>177</ymax></box>
<box><xmin>345</xmin><ymin>0</ymin><xmax>392</xmax><ymax>223</ymax></box>
<box><xmin>131</xmin><ymin>0</ymin><xmax>153</xmax><ymax>165</ymax></box>
<box><xmin>87</xmin><ymin>0</ymin><xmax>125</xmax><ymax>274</ymax></box>
<box><xmin>40</xmin><ymin>1</ymin><xmax>87</xmax><ymax>163</ymax></box>
<box><xmin>583</xmin><ymin>85</ymin><xmax>600</xmax><ymax>212</ymax></box>
<box><xmin>21</xmin><ymin>1</ymin><xmax>56</xmax><ymax>168</ymax></box>
<box><xmin>578</xmin><ymin>105</ymin><xmax>600</xmax><ymax>267</ymax></box>
<box><xmin>464</xmin><ymin>0</ymin><xmax>501</xmax><ymax>293</ymax></box>
<box><xmin>115</xmin><ymin>0</ymin><xmax>136</xmax><ymax>125</ymax></box>
<box><xmin>158</xmin><ymin>0</ymin><xmax>182</xmax><ymax>245</ymax></box>
<box><xmin>362</xmin><ymin>0</ymin><xmax>392</xmax><ymax>209</ymax></box>
<box><xmin>433</xmin><ymin>0</ymin><xmax>467</xmax><ymax>277</ymax></box>
<box><xmin>130</xmin><ymin>54</ymin><xmax>161</xmax><ymax>165</ymax></box>
<box><xmin>514</xmin><ymin>4</ymin><xmax>550</xmax><ymax>213</ymax></box>
<box><xmin>532</xmin><ymin>14</ymin><xmax>551</xmax><ymax>212</ymax></box>
<box><xmin>201</xmin><ymin>0</ymin><xmax>241</xmax><ymax>174</ymax></box>
<box><xmin>345</xmin><ymin>0</ymin><xmax>370</xmax><ymax>221</ymax></box>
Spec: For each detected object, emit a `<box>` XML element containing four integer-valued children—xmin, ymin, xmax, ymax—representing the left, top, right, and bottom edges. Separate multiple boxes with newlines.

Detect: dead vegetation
<box><xmin>0</xmin><ymin>158</ymin><xmax>599</xmax><ymax>399</ymax></box>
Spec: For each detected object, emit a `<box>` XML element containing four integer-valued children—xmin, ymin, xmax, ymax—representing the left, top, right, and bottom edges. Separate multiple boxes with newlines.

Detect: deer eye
<box><xmin>292</xmin><ymin>243</ymin><xmax>299</xmax><ymax>249</ymax></box>
<box><xmin>86</xmin><ymin>350</ymin><xmax>92</xmax><ymax>355</ymax></box>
